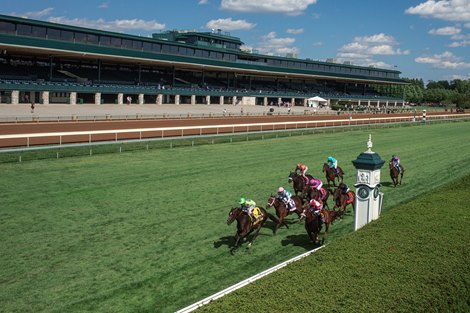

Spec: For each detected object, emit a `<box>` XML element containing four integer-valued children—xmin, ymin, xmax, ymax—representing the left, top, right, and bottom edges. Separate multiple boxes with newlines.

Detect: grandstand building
<box><xmin>0</xmin><ymin>14</ymin><xmax>406</xmax><ymax>108</ymax></box>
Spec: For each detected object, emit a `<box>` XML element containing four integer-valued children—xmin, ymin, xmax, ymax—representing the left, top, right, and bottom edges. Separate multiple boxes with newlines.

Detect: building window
<box><xmin>61</xmin><ymin>30</ymin><xmax>74</xmax><ymax>42</ymax></box>
<box><xmin>110</xmin><ymin>37</ymin><xmax>121</xmax><ymax>48</ymax></box>
<box><xmin>17</xmin><ymin>24</ymin><xmax>32</xmax><ymax>36</ymax></box>
<box><xmin>47</xmin><ymin>28</ymin><xmax>61</xmax><ymax>40</ymax></box>
<box><xmin>0</xmin><ymin>21</ymin><xmax>15</xmax><ymax>34</ymax></box>
<box><xmin>28</xmin><ymin>26</ymin><xmax>46</xmax><ymax>38</ymax></box>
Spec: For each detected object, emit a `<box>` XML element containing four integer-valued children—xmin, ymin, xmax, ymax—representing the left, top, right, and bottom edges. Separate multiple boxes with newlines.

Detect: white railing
<box><xmin>1</xmin><ymin>114</ymin><xmax>469</xmax><ymax>149</ymax></box>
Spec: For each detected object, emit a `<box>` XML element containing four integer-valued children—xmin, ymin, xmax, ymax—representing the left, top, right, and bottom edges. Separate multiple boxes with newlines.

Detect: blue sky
<box><xmin>2</xmin><ymin>0</ymin><xmax>470</xmax><ymax>83</ymax></box>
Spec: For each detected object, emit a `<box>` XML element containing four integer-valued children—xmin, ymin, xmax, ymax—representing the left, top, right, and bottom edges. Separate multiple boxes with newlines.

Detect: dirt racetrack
<box><xmin>0</xmin><ymin>111</ymin><xmax>455</xmax><ymax>148</ymax></box>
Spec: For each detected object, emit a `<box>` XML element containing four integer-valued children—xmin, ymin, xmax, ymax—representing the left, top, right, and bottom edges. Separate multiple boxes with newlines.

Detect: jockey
<box><xmin>277</xmin><ymin>187</ymin><xmax>294</xmax><ymax>211</ymax></box>
<box><xmin>239</xmin><ymin>198</ymin><xmax>256</xmax><ymax>216</ymax></box>
<box><xmin>309</xmin><ymin>198</ymin><xmax>324</xmax><ymax>223</ymax></box>
<box><xmin>391</xmin><ymin>155</ymin><xmax>401</xmax><ymax>172</ymax></box>
<box><xmin>295</xmin><ymin>163</ymin><xmax>309</xmax><ymax>183</ymax></box>
<box><xmin>309</xmin><ymin>178</ymin><xmax>323</xmax><ymax>191</ymax></box>
<box><xmin>340</xmin><ymin>183</ymin><xmax>350</xmax><ymax>195</ymax></box>
<box><xmin>327</xmin><ymin>156</ymin><xmax>338</xmax><ymax>175</ymax></box>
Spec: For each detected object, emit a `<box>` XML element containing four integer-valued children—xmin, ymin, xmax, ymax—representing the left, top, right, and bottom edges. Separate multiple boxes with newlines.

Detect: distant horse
<box><xmin>227</xmin><ymin>206</ymin><xmax>278</xmax><ymax>253</ymax></box>
<box><xmin>332</xmin><ymin>183</ymin><xmax>355</xmax><ymax>214</ymax></box>
<box><xmin>304</xmin><ymin>208</ymin><xmax>342</xmax><ymax>245</ymax></box>
<box><xmin>266</xmin><ymin>195</ymin><xmax>303</xmax><ymax>233</ymax></box>
<box><xmin>301</xmin><ymin>185</ymin><xmax>331</xmax><ymax>209</ymax></box>
<box><xmin>288</xmin><ymin>172</ymin><xmax>313</xmax><ymax>196</ymax></box>
<box><xmin>389</xmin><ymin>161</ymin><xmax>404</xmax><ymax>187</ymax></box>
<box><xmin>323</xmin><ymin>163</ymin><xmax>344</xmax><ymax>187</ymax></box>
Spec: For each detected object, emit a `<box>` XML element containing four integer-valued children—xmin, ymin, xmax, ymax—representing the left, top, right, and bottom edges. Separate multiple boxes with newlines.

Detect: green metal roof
<box><xmin>352</xmin><ymin>152</ymin><xmax>386</xmax><ymax>170</ymax></box>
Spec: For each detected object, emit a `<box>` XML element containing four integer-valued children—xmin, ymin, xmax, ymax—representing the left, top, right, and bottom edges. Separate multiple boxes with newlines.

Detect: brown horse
<box><xmin>332</xmin><ymin>183</ymin><xmax>355</xmax><ymax>214</ymax></box>
<box><xmin>389</xmin><ymin>161</ymin><xmax>404</xmax><ymax>187</ymax></box>
<box><xmin>227</xmin><ymin>206</ymin><xmax>278</xmax><ymax>253</ymax></box>
<box><xmin>266</xmin><ymin>195</ymin><xmax>303</xmax><ymax>233</ymax></box>
<box><xmin>323</xmin><ymin>163</ymin><xmax>344</xmax><ymax>187</ymax></box>
<box><xmin>288</xmin><ymin>172</ymin><xmax>313</xmax><ymax>196</ymax></box>
<box><xmin>304</xmin><ymin>207</ymin><xmax>342</xmax><ymax>245</ymax></box>
<box><xmin>301</xmin><ymin>185</ymin><xmax>331</xmax><ymax>209</ymax></box>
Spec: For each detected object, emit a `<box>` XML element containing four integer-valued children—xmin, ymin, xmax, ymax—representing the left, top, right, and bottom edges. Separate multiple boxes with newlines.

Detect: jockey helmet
<box><xmin>278</xmin><ymin>187</ymin><xmax>284</xmax><ymax>193</ymax></box>
<box><xmin>296</xmin><ymin>163</ymin><xmax>301</xmax><ymax>168</ymax></box>
<box><xmin>239</xmin><ymin>198</ymin><xmax>246</xmax><ymax>205</ymax></box>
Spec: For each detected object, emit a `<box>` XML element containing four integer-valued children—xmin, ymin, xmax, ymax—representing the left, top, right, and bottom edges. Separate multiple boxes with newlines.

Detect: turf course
<box><xmin>1</xmin><ymin>121</ymin><xmax>469</xmax><ymax>312</ymax></box>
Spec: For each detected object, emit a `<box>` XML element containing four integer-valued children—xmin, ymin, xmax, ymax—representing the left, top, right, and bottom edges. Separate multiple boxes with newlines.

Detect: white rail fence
<box><xmin>0</xmin><ymin>114</ymin><xmax>469</xmax><ymax>149</ymax></box>
<box><xmin>175</xmin><ymin>246</ymin><xmax>325</xmax><ymax>313</ymax></box>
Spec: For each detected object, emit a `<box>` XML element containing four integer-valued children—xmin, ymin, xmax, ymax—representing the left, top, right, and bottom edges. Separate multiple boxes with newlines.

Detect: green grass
<box><xmin>0</xmin><ymin>121</ymin><xmax>469</xmax><ymax>312</ymax></box>
<box><xmin>198</xmin><ymin>175</ymin><xmax>470</xmax><ymax>313</ymax></box>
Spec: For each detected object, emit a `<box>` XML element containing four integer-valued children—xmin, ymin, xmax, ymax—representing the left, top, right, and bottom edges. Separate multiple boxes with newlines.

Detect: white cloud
<box><xmin>206</xmin><ymin>18</ymin><xmax>255</xmax><ymax>31</ymax></box>
<box><xmin>255</xmin><ymin>32</ymin><xmax>298</xmax><ymax>55</ymax></box>
<box><xmin>415</xmin><ymin>51</ymin><xmax>470</xmax><ymax>68</ymax></box>
<box><xmin>338</xmin><ymin>33</ymin><xmax>409</xmax><ymax>58</ymax></box>
<box><xmin>199</xmin><ymin>0</ymin><xmax>208</xmax><ymax>4</ymax></box>
<box><xmin>47</xmin><ymin>17</ymin><xmax>165</xmax><ymax>32</ymax></box>
<box><xmin>405</xmin><ymin>0</ymin><xmax>470</xmax><ymax>22</ymax></box>
<box><xmin>449</xmin><ymin>39</ymin><xmax>470</xmax><ymax>46</ymax></box>
<box><xmin>287</xmin><ymin>28</ymin><xmax>304</xmax><ymax>34</ymax></box>
<box><xmin>10</xmin><ymin>7</ymin><xmax>54</xmax><ymax>18</ymax></box>
<box><xmin>98</xmin><ymin>2</ymin><xmax>110</xmax><ymax>9</ymax></box>
<box><xmin>428</xmin><ymin>26</ymin><xmax>461</xmax><ymax>35</ymax></box>
<box><xmin>446</xmin><ymin>73</ymin><xmax>470</xmax><ymax>79</ymax></box>
<box><xmin>312</xmin><ymin>41</ymin><xmax>323</xmax><ymax>46</ymax></box>
<box><xmin>220</xmin><ymin>0</ymin><xmax>317</xmax><ymax>15</ymax></box>
<box><xmin>335</xmin><ymin>33</ymin><xmax>408</xmax><ymax>68</ymax></box>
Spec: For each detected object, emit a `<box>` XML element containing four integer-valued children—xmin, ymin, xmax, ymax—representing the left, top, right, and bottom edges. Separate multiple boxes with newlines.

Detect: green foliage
<box><xmin>1</xmin><ymin>122</ymin><xmax>470</xmax><ymax>312</ymax></box>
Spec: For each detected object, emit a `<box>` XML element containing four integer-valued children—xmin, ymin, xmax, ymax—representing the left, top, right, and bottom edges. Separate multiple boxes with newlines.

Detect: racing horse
<box><xmin>304</xmin><ymin>207</ymin><xmax>342</xmax><ymax>245</ymax></box>
<box><xmin>389</xmin><ymin>160</ymin><xmax>404</xmax><ymax>187</ymax></box>
<box><xmin>322</xmin><ymin>163</ymin><xmax>344</xmax><ymax>187</ymax></box>
<box><xmin>266</xmin><ymin>195</ymin><xmax>304</xmax><ymax>234</ymax></box>
<box><xmin>226</xmin><ymin>206</ymin><xmax>278</xmax><ymax>253</ymax></box>
<box><xmin>332</xmin><ymin>183</ymin><xmax>355</xmax><ymax>214</ymax></box>
<box><xmin>301</xmin><ymin>185</ymin><xmax>331</xmax><ymax>209</ymax></box>
<box><xmin>288</xmin><ymin>172</ymin><xmax>313</xmax><ymax>196</ymax></box>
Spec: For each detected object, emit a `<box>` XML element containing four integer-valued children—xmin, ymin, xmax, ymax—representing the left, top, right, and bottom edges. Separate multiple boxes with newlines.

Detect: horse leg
<box><xmin>247</xmin><ymin>225</ymin><xmax>262</xmax><ymax>248</ymax></box>
<box><xmin>321</xmin><ymin>224</ymin><xmax>329</xmax><ymax>245</ymax></box>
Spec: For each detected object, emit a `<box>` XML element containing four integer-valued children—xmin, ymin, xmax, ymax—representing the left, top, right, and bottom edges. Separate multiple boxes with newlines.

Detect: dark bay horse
<box><xmin>301</xmin><ymin>185</ymin><xmax>331</xmax><ymax>209</ymax></box>
<box><xmin>322</xmin><ymin>163</ymin><xmax>344</xmax><ymax>187</ymax></box>
<box><xmin>332</xmin><ymin>184</ymin><xmax>355</xmax><ymax>214</ymax></box>
<box><xmin>266</xmin><ymin>195</ymin><xmax>303</xmax><ymax>233</ymax></box>
<box><xmin>226</xmin><ymin>206</ymin><xmax>278</xmax><ymax>253</ymax></box>
<box><xmin>288</xmin><ymin>172</ymin><xmax>313</xmax><ymax>196</ymax></box>
<box><xmin>304</xmin><ymin>208</ymin><xmax>342</xmax><ymax>245</ymax></box>
<box><xmin>389</xmin><ymin>161</ymin><xmax>404</xmax><ymax>187</ymax></box>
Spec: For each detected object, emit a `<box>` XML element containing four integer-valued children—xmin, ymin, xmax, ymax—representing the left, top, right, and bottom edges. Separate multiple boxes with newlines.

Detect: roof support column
<box><xmin>291</xmin><ymin>98</ymin><xmax>295</xmax><ymax>107</ymax></box>
<box><xmin>191</xmin><ymin>95</ymin><xmax>196</xmax><ymax>105</ymax></box>
<box><xmin>263</xmin><ymin>97</ymin><xmax>268</xmax><ymax>106</ymax></box>
<box><xmin>206</xmin><ymin>95</ymin><xmax>210</xmax><ymax>105</ymax></box>
<box><xmin>175</xmin><ymin>94</ymin><xmax>180</xmax><ymax>105</ymax></box>
<box><xmin>42</xmin><ymin>91</ymin><xmax>49</xmax><ymax>105</ymax></box>
<box><xmin>11</xmin><ymin>90</ymin><xmax>19</xmax><ymax>104</ymax></box>
<box><xmin>219</xmin><ymin>96</ymin><xmax>224</xmax><ymax>105</ymax></box>
<box><xmin>138</xmin><ymin>93</ymin><xmax>144</xmax><ymax>105</ymax></box>
<box><xmin>95</xmin><ymin>92</ymin><xmax>101</xmax><ymax>105</ymax></box>
<box><xmin>117</xmin><ymin>93</ymin><xmax>123</xmax><ymax>105</ymax></box>
<box><xmin>70</xmin><ymin>92</ymin><xmax>77</xmax><ymax>105</ymax></box>
<box><xmin>156</xmin><ymin>94</ymin><xmax>163</xmax><ymax>105</ymax></box>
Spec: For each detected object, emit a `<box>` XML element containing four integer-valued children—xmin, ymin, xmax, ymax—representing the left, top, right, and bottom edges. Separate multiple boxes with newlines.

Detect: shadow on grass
<box><xmin>213</xmin><ymin>236</ymin><xmax>234</xmax><ymax>249</ymax></box>
<box><xmin>281</xmin><ymin>234</ymin><xmax>317</xmax><ymax>250</ymax></box>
